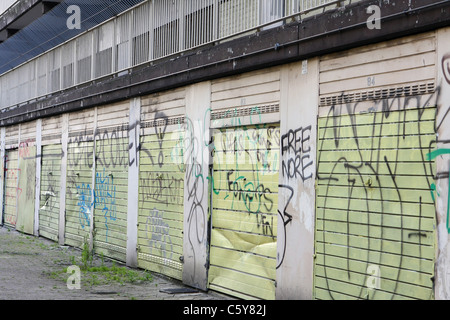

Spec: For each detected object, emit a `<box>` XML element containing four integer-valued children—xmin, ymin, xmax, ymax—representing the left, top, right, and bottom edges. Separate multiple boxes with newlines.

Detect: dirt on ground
<box><xmin>0</xmin><ymin>226</ymin><xmax>232</xmax><ymax>301</ymax></box>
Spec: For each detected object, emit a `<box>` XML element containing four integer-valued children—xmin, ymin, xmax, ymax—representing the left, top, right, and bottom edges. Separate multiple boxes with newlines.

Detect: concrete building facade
<box><xmin>0</xmin><ymin>0</ymin><xmax>450</xmax><ymax>300</ymax></box>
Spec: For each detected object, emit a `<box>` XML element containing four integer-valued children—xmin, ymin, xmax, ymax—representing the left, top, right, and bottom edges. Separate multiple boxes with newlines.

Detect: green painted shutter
<box><xmin>39</xmin><ymin>145</ymin><xmax>62</xmax><ymax>241</ymax></box>
<box><xmin>93</xmin><ymin>134</ymin><xmax>128</xmax><ymax>262</ymax></box>
<box><xmin>314</xmin><ymin>107</ymin><xmax>436</xmax><ymax>300</ymax></box>
<box><xmin>65</xmin><ymin>137</ymin><xmax>94</xmax><ymax>248</ymax></box>
<box><xmin>3</xmin><ymin>149</ymin><xmax>19</xmax><ymax>229</ymax></box>
<box><xmin>138</xmin><ymin>130</ymin><xmax>185</xmax><ymax>280</ymax></box>
<box><xmin>208</xmin><ymin>124</ymin><xmax>280</xmax><ymax>300</ymax></box>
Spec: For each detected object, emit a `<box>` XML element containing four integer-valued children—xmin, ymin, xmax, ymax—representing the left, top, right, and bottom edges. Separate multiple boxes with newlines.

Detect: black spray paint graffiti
<box><xmin>276</xmin><ymin>184</ymin><xmax>294</xmax><ymax>269</ymax></box>
<box><xmin>212</xmin><ymin>124</ymin><xmax>280</xmax><ymax>238</ymax></box>
<box><xmin>281</xmin><ymin>126</ymin><xmax>313</xmax><ymax>182</ymax></box>
<box><xmin>442</xmin><ymin>53</ymin><xmax>450</xmax><ymax>85</ymax></box>
<box><xmin>140</xmin><ymin>171</ymin><xmax>184</xmax><ymax>207</ymax></box>
<box><xmin>154</xmin><ymin>112</ymin><xmax>169</xmax><ymax>168</ymax></box>
<box><xmin>94</xmin><ymin>124</ymin><xmax>129</xmax><ymax>169</ymax></box>
<box><xmin>40</xmin><ymin>156</ymin><xmax>59</xmax><ymax>212</ymax></box>
<box><xmin>316</xmin><ymin>89</ymin><xmax>441</xmax><ymax>300</ymax></box>
<box><xmin>226</xmin><ymin>170</ymin><xmax>274</xmax><ymax>214</ymax></box>
<box><xmin>67</xmin><ymin>128</ymin><xmax>94</xmax><ymax>169</ymax></box>
<box><xmin>276</xmin><ymin>124</ymin><xmax>314</xmax><ymax>269</ymax></box>
<box><xmin>184</xmin><ymin>113</ymin><xmax>209</xmax><ymax>283</ymax></box>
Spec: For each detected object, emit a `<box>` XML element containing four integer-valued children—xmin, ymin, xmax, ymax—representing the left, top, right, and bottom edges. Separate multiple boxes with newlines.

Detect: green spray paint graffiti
<box><xmin>427</xmin><ymin>148</ymin><xmax>450</xmax><ymax>233</ymax></box>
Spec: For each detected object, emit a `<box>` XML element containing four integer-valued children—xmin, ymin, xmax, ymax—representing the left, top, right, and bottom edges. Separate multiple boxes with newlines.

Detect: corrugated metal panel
<box><xmin>64</xmin><ymin>108</ymin><xmax>95</xmax><ymax>249</ymax></box>
<box><xmin>16</xmin><ymin>131</ymin><xmax>36</xmax><ymax>235</ymax></box>
<box><xmin>137</xmin><ymin>89</ymin><xmax>186</xmax><ymax>280</ymax></box>
<box><xmin>39</xmin><ymin>116</ymin><xmax>62</xmax><ymax>241</ymax></box>
<box><xmin>4</xmin><ymin>125</ymin><xmax>19</xmax><ymax>150</ymax></box>
<box><xmin>211</xmin><ymin>67</ymin><xmax>281</xmax><ymax>107</ymax></box>
<box><xmin>3</xmin><ymin>149</ymin><xmax>19</xmax><ymax>228</ymax></box>
<box><xmin>39</xmin><ymin>144</ymin><xmax>62</xmax><ymax>242</ymax></box>
<box><xmin>93</xmin><ymin>102</ymin><xmax>129</xmax><ymax>262</ymax></box>
<box><xmin>314</xmin><ymin>34</ymin><xmax>437</xmax><ymax>300</ymax></box>
<box><xmin>41</xmin><ymin>116</ymin><xmax>62</xmax><ymax>146</ymax></box>
<box><xmin>319</xmin><ymin>32</ymin><xmax>436</xmax><ymax>108</ymax></box>
<box><xmin>208</xmin><ymin>124</ymin><xmax>280</xmax><ymax>300</ymax></box>
<box><xmin>315</xmin><ymin>106</ymin><xmax>436</xmax><ymax>300</ymax></box>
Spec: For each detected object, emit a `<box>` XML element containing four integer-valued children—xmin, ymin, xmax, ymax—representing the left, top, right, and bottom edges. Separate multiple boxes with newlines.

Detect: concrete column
<box><xmin>127</xmin><ymin>97</ymin><xmax>141</xmax><ymax>268</ymax></box>
<box><xmin>58</xmin><ymin>114</ymin><xmax>69</xmax><ymax>246</ymax></box>
<box><xmin>183</xmin><ymin>81</ymin><xmax>212</xmax><ymax>291</ymax></box>
<box><xmin>34</xmin><ymin>119</ymin><xmax>42</xmax><ymax>236</ymax></box>
<box><xmin>276</xmin><ymin>59</ymin><xmax>319</xmax><ymax>300</ymax></box>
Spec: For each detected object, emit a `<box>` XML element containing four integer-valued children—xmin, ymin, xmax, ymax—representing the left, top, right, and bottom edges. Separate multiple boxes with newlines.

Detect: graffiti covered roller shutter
<box><xmin>315</xmin><ymin>106</ymin><xmax>436</xmax><ymax>300</ymax></box>
<box><xmin>3</xmin><ymin>149</ymin><xmax>19</xmax><ymax>229</ymax></box>
<box><xmin>39</xmin><ymin>117</ymin><xmax>63</xmax><ymax>241</ymax></box>
<box><xmin>314</xmin><ymin>31</ymin><xmax>437</xmax><ymax>300</ymax></box>
<box><xmin>209</xmin><ymin>124</ymin><xmax>280</xmax><ymax>300</ymax></box>
<box><xmin>93</xmin><ymin>103</ymin><xmax>129</xmax><ymax>262</ymax></box>
<box><xmin>137</xmin><ymin>89</ymin><xmax>186</xmax><ymax>280</ymax></box>
<box><xmin>39</xmin><ymin>145</ymin><xmax>62</xmax><ymax>241</ymax></box>
<box><xmin>65</xmin><ymin>109</ymin><xmax>95</xmax><ymax>249</ymax></box>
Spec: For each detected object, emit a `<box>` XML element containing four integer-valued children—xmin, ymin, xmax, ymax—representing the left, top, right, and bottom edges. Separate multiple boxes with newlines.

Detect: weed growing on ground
<box><xmin>50</xmin><ymin>237</ymin><xmax>153</xmax><ymax>288</ymax></box>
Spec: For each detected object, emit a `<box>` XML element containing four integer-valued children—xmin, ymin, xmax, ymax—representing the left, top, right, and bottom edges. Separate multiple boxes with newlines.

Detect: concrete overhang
<box><xmin>0</xmin><ymin>0</ymin><xmax>62</xmax><ymax>43</ymax></box>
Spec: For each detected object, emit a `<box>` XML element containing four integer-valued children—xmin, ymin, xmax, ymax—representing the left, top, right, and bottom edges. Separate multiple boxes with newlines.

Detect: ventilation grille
<box><xmin>211</xmin><ymin>104</ymin><xmax>280</xmax><ymax>120</ymax></box>
<box><xmin>142</xmin><ymin>116</ymin><xmax>185</xmax><ymax>129</ymax></box>
<box><xmin>42</xmin><ymin>134</ymin><xmax>62</xmax><ymax>142</ymax></box>
<box><xmin>319</xmin><ymin>82</ymin><xmax>435</xmax><ymax>107</ymax></box>
<box><xmin>69</xmin><ymin>129</ymin><xmax>94</xmax><ymax>138</ymax></box>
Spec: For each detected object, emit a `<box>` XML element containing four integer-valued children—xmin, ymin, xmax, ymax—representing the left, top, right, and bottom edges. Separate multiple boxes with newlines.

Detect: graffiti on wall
<box><xmin>144</xmin><ymin>208</ymin><xmax>174</xmax><ymax>260</ymax></box>
<box><xmin>184</xmin><ymin>112</ymin><xmax>210</xmax><ymax>285</ymax></box>
<box><xmin>4</xmin><ymin>157</ymin><xmax>21</xmax><ymax>226</ymax></box>
<box><xmin>76</xmin><ymin>183</ymin><xmax>92</xmax><ymax>229</ymax></box>
<box><xmin>281</xmin><ymin>126</ymin><xmax>314</xmax><ymax>182</ymax></box>
<box><xmin>94</xmin><ymin>168</ymin><xmax>117</xmax><ymax>242</ymax></box>
<box><xmin>314</xmin><ymin>88</ymin><xmax>440</xmax><ymax>300</ymax></box>
<box><xmin>277</xmin><ymin>123</ymin><xmax>315</xmax><ymax>270</ymax></box>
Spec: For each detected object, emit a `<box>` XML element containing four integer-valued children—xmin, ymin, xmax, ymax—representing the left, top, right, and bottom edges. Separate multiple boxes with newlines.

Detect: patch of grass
<box><xmin>50</xmin><ymin>238</ymin><xmax>153</xmax><ymax>288</ymax></box>
<box><xmin>58</xmin><ymin>262</ymin><xmax>153</xmax><ymax>288</ymax></box>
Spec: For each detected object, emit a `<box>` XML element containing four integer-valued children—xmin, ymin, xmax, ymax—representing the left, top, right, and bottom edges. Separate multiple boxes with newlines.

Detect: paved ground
<box><xmin>0</xmin><ymin>226</ymin><xmax>233</xmax><ymax>301</ymax></box>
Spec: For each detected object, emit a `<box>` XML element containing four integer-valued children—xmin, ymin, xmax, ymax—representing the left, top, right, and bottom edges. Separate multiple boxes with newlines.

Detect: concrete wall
<box><xmin>1</xmin><ymin>27</ymin><xmax>450</xmax><ymax>300</ymax></box>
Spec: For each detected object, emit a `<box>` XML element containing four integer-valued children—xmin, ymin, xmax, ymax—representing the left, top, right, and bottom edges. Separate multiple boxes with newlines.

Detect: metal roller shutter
<box><xmin>315</xmin><ymin>106</ymin><xmax>436</xmax><ymax>300</ymax></box>
<box><xmin>39</xmin><ymin>145</ymin><xmax>62</xmax><ymax>242</ymax></box>
<box><xmin>137</xmin><ymin>89</ymin><xmax>186</xmax><ymax>280</ymax></box>
<box><xmin>65</xmin><ymin>109</ymin><xmax>95</xmax><ymax>249</ymax></box>
<box><xmin>3</xmin><ymin>149</ymin><xmax>19</xmax><ymax>229</ymax></box>
<box><xmin>314</xmin><ymin>32</ymin><xmax>437</xmax><ymax>300</ymax></box>
<box><xmin>208</xmin><ymin>124</ymin><xmax>280</xmax><ymax>300</ymax></box>
<box><xmin>39</xmin><ymin>117</ymin><xmax>63</xmax><ymax>241</ymax></box>
<box><xmin>92</xmin><ymin>102</ymin><xmax>130</xmax><ymax>262</ymax></box>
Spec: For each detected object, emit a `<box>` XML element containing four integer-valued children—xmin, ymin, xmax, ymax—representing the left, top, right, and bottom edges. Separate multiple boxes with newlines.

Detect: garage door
<box><xmin>39</xmin><ymin>145</ymin><xmax>62</xmax><ymax>242</ymax></box>
<box><xmin>3</xmin><ymin>149</ymin><xmax>19</xmax><ymax>229</ymax></box>
<box><xmin>208</xmin><ymin>124</ymin><xmax>280</xmax><ymax>300</ymax></box>
<box><xmin>39</xmin><ymin>116</ymin><xmax>63</xmax><ymax>242</ymax></box>
<box><xmin>315</xmin><ymin>106</ymin><xmax>436</xmax><ymax>300</ymax></box>
<box><xmin>137</xmin><ymin>89</ymin><xmax>186</xmax><ymax>280</ymax></box>
<box><xmin>65</xmin><ymin>109</ymin><xmax>95</xmax><ymax>249</ymax></box>
<box><xmin>92</xmin><ymin>103</ymin><xmax>129</xmax><ymax>262</ymax></box>
<box><xmin>314</xmin><ymin>32</ymin><xmax>437</xmax><ymax>300</ymax></box>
